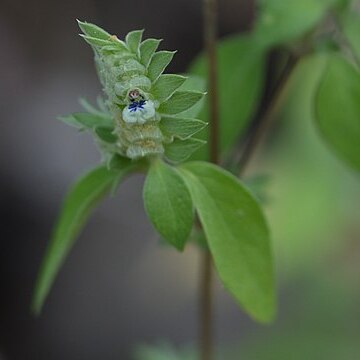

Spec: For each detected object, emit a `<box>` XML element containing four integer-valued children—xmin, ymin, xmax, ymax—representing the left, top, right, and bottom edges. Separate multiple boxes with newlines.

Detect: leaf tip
<box><xmin>30</xmin><ymin>288</ymin><xmax>45</xmax><ymax>318</ymax></box>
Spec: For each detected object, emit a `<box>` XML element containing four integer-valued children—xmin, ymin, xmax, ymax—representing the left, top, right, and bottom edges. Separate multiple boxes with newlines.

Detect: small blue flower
<box><xmin>128</xmin><ymin>100</ymin><xmax>146</xmax><ymax>112</ymax></box>
<box><xmin>123</xmin><ymin>99</ymin><xmax>156</xmax><ymax>124</ymax></box>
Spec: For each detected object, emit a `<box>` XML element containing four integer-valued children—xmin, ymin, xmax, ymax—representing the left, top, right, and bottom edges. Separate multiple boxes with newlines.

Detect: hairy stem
<box><xmin>200</xmin><ymin>0</ymin><xmax>219</xmax><ymax>359</ymax></box>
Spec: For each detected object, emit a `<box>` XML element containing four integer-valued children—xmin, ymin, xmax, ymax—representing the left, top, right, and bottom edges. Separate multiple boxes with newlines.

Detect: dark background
<box><xmin>0</xmin><ymin>1</ymin><xmax>256</xmax><ymax>359</ymax></box>
<box><xmin>1</xmin><ymin>0</ymin><xmax>360</xmax><ymax>359</ymax></box>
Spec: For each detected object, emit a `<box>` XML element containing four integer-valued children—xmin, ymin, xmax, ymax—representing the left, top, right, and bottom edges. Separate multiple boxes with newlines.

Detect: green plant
<box><xmin>32</xmin><ymin>0</ymin><xmax>360</xmax><ymax>359</ymax></box>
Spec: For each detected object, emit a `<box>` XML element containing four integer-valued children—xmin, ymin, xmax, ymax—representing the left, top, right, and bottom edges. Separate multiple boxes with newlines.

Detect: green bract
<box><xmin>76</xmin><ymin>21</ymin><xmax>206</xmax><ymax>161</ymax></box>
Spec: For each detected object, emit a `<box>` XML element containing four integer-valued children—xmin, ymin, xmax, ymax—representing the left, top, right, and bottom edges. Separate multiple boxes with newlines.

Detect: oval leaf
<box><xmin>315</xmin><ymin>54</ymin><xmax>360</xmax><ymax>172</ymax></box>
<box><xmin>143</xmin><ymin>159</ymin><xmax>194</xmax><ymax>251</ymax></box>
<box><xmin>253</xmin><ymin>0</ymin><xmax>337</xmax><ymax>48</ymax></box>
<box><xmin>179</xmin><ymin>162</ymin><xmax>276</xmax><ymax>323</ymax></box>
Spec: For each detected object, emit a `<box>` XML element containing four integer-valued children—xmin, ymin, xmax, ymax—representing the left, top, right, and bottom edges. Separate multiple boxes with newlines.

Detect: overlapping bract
<box><xmin>74</xmin><ymin>21</ymin><xmax>206</xmax><ymax>161</ymax></box>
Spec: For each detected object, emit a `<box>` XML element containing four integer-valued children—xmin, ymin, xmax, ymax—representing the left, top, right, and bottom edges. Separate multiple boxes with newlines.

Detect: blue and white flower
<box><xmin>122</xmin><ymin>100</ymin><xmax>156</xmax><ymax>124</ymax></box>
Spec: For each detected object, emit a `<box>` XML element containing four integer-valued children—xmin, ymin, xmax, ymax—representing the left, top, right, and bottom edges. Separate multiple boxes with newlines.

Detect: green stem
<box><xmin>200</xmin><ymin>0</ymin><xmax>220</xmax><ymax>359</ymax></box>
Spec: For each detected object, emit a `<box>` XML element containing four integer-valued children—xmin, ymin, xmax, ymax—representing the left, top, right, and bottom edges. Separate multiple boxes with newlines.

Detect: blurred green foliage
<box><xmin>134</xmin><ymin>0</ymin><xmax>360</xmax><ymax>357</ymax></box>
<box><xmin>33</xmin><ymin>0</ymin><xmax>360</xmax><ymax>356</ymax></box>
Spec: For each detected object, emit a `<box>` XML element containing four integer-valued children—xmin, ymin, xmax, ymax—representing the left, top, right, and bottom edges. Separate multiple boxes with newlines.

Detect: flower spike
<box><xmin>75</xmin><ymin>21</ymin><xmax>206</xmax><ymax>161</ymax></box>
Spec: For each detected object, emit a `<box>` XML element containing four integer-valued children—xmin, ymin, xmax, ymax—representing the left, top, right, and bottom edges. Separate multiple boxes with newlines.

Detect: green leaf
<box><xmin>140</xmin><ymin>38</ymin><xmax>162</xmax><ymax>68</ymax></box>
<box><xmin>78</xmin><ymin>22</ymin><xmax>128</xmax><ymax>51</ymax></box>
<box><xmin>253</xmin><ymin>0</ymin><xmax>338</xmax><ymax>48</ymax></box>
<box><xmin>58</xmin><ymin>112</ymin><xmax>114</xmax><ymax>130</ymax></box>
<box><xmin>189</xmin><ymin>34</ymin><xmax>266</xmax><ymax>160</ymax></box>
<box><xmin>126</xmin><ymin>29</ymin><xmax>144</xmax><ymax>55</ymax></box>
<box><xmin>32</xmin><ymin>163</ymin><xmax>138</xmax><ymax>314</ymax></box>
<box><xmin>244</xmin><ymin>174</ymin><xmax>271</xmax><ymax>204</ymax></box>
<box><xmin>164</xmin><ymin>138</ymin><xmax>206</xmax><ymax>163</ymax></box>
<box><xmin>152</xmin><ymin>74</ymin><xmax>187</xmax><ymax>103</ymax></box>
<box><xmin>160</xmin><ymin>116</ymin><xmax>207</xmax><ymax>139</ymax></box>
<box><xmin>95</xmin><ymin>127</ymin><xmax>117</xmax><ymax>143</ymax></box>
<box><xmin>143</xmin><ymin>159</ymin><xmax>194</xmax><ymax>251</ymax></box>
<box><xmin>176</xmin><ymin>75</ymin><xmax>207</xmax><ymax>118</ymax></box>
<box><xmin>107</xmin><ymin>154</ymin><xmax>131</xmax><ymax>170</ymax></box>
<box><xmin>79</xmin><ymin>97</ymin><xmax>108</xmax><ymax>116</ymax></box>
<box><xmin>147</xmin><ymin>51</ymin><xmax>176</xmax><ymax>81</ymax></box>
<box><xmin>77</xmin><ymin>20</ymin><xmax>111</xmax><ymax>40</ymax></box>
<box><xmin>315</xmin><ymin>54</ymin><xmax>360</xmax><ymax>172</ymax></box>
<box><xmin>178</xmin><ymin>162</ymin><xmax>276</xmax><ymax>323</ymax></box>
<box><xmin>80</xmin><ymin>34</ymin><xmax>113</xmax><ymax>48</ymax></box>
<box><xmin>99</xmin><ymin>43</ymin><xmax>129</xmax><ymax>54</ymax></box>
<box><xmin>158</xmin><ymin>91</ymin><xmax>205</xmax><ymax>115</ymax></box>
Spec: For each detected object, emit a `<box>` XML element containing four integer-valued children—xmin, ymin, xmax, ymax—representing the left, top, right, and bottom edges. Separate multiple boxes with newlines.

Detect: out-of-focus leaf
<box><xmin>58</xmin><ymin>112</ymin><xmax>113</xmax><ymax>130</ymax></box>
<box><xmin>32</xmin><ymin>161</ymin><xmax>139</xmax><ymax>314</ymax></box>
<box><xmin>79</xmin><ymin>97</ymin><xmax>108</xmax><ymax>116</ymax></box>
<box><xmin>342</xmin><ymin>11</ymin><xmax>360</xmax><ymax>62</ymax></box>
<box><xmin>244</xmin><ymin>174</ymin><xmax>272</xmax><ymax>204</ymax></box>
<box><xmin>253</xmin><ymin>0</ymin><xmax>338</xmax><ymax>48</ymax></box>
<box><xmin>189</xmin><ymin>35</ymin><xmax>266</xmax><ymax>160</ymax></box>
<box><xmin>260</xmin><ymin>53</ymin><xmax>360</xmax><ymax>278</ymax></box>
<box><xmin>315</xmin><ymin>54</ymin><xmax>360</xmax><ymax>172</ymax></box>
<box><xmin>143</xmin><ymin>159</ymin><xmax>194</xmax><ymax>251</ymax></box>
<box><xmin>95</xmin><ymin>127</ymin><xmax>117</xmax><ymax>143</ymax></box>
<box><xmin>179</xmin><ymin>162</ymin><xmax>276</xmax><ymax>323</ymax></box>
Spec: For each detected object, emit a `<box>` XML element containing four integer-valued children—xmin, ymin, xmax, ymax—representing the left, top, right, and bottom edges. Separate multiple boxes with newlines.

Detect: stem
<box><xmin>200</xmin><ymin>0</ymin><xmax>219</xmax><ymax>359</ymax></box>
<box><xmin>204</xmin><ymin>0</ymin><xmax>220</xmax><ymax>165</ymax></box>
<box><xmin>236</xmin><ymin>53</ymin><xmax>300</xmax><ymax>175</ymax></box>
<box><xmin>199</xmin><ymin>249</ymin><xmax>214</xmax><ymax>360</ymax></box>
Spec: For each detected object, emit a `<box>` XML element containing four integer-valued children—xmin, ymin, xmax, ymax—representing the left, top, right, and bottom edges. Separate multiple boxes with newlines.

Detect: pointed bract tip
<box><xmin>76</xmin><ymin>19</ymin><xmax>86</xmax><ymax>29</ymax></box>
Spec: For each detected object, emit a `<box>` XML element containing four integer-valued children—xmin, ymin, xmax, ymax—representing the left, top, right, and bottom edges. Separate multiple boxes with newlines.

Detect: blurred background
<box><xmin>1</xmin><ymin>0</ymin><xmax>360</xmax><ymax>359</ymax></box>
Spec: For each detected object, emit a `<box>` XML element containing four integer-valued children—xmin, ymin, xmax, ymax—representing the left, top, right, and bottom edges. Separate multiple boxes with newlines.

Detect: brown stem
<box><xmin>236</xmin><ymin>53</ymin><xmax>300</xmax><ymax>176</ymax></box>
<box><xmin>200</xmin><ymin>0</ymin><xmax>220</xmax><ymax>359</ymax></box>
<box><xmin>204</xmin><ymin>0</ymin><xmax>220</xmax><ymax>166</ymax></box>
<box><xmin>199</xmin><ymin>250</ymin><xmax>214</xmax><ymax>360</ymax></box>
